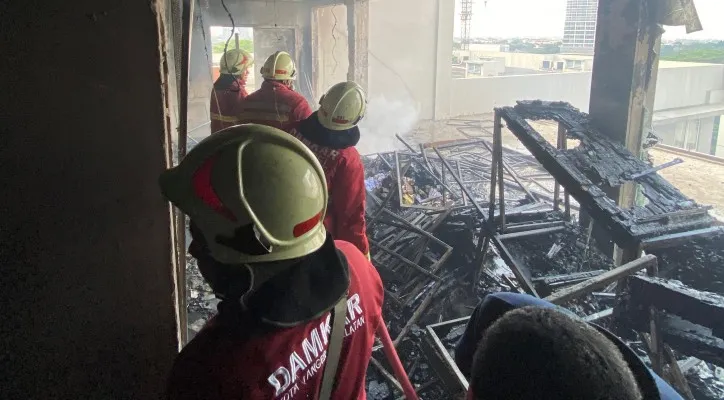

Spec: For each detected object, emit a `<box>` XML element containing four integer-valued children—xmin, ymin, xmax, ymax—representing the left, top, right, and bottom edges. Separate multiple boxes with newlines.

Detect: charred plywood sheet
<box><xmin>497</xmin><ymin>101</ymin><xmax>715</xmax><ymax>247</ymax></box>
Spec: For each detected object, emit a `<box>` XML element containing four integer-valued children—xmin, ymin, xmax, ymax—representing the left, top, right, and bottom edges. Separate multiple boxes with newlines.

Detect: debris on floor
<box><xmin>361</xmin><ymin>102</ymin><xmax>724</xmax><ymax>399</ymax></box>
<box><xmin>184</xmin><ymin>102</ymin><xmax>724</xmax><ymax>399</ymax></box>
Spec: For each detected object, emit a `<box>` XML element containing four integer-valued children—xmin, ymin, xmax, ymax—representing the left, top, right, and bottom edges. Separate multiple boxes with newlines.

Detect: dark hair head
<box><xmin>470</xmin><ymin>306</ymin><xmax>642</xmax><ymax>400</ymax></box>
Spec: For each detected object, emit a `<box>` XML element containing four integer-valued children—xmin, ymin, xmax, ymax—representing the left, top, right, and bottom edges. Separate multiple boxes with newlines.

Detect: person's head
<box><xmin>469</xmin><ymin>306</ymin><xmax>642</xmax><ymax>400</ymax></box>
<box><xmin>220</xmin><ymin>48</ymin><xmax>253</xmax><ymax>81</ymax></box>
<box><xmin>260</xmin><ymin>51</ymin><xmax>297</xmax><ymax>89</ymax></box>
<box><xmin>159</xmin><ymin>124</ymin><xmax>329</xmax><ymax>298</ymax></box>
<box><xmin>316</xmin><ymin>81</ymin><xmax>367</xmax><ymax>132</ymax></box>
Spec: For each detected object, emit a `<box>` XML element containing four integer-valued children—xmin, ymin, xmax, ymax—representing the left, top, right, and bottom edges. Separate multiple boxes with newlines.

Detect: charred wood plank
<box><xmin>432</xmin><ymin>147</ymin><xmax>538</xmax><ymax>296</ymax></box>
<box><xmin>496</xmin><ymin>102</ymin><xmax>715</xmax><ymax>245</ymax></box>
<box><xmin>641</xmin><ymin>226</ymin><xmax>724</xmax><ymax>250</ymax></box>
<box><xmin>583</xmin><ymin>308</ymin><xmax>613</xmax><ymax>322</ymax></box>
<box><xmin>618</xmin><ymin>313</ymin><xmax>724</xmax><ymax>368</ymax></box>
<box><xmin>626</xmin><ymin>275</ymin><xmax>724</xmax><ymax>337</ymax></box>
<box><xmin>533</xmin><ymin>270</ymin><xmax>605</xmax><ymax>286</ymax></box>
<box><xmin>503</xmin><ymin>220</ymin><xmax>565</xmax><ymax>233</ymax></box>
<box><xmin>533</xmin><ymin>270</ymin><xmax>605</xmax><ymax>297</ymax></box>
<box><xmin>545</xmin><ymin>255</ymin><xmax>657</xmax><ymax>304</ymax></box>
<box><xmin>422</xmin><ymin>319</ymin><xmax>470</xmax><ymax>394</ymax></box>
<box><xmin>497</xmin><ymin>226</ymin><xmax>565</xmax><ymax>241</ymax></box>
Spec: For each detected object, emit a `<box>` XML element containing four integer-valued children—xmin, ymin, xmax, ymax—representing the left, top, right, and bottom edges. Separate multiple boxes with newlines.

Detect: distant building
<box><xmin>561</xmin><ymin>0</ymin><xmax>598</xmax><ymax>54</ymax></box>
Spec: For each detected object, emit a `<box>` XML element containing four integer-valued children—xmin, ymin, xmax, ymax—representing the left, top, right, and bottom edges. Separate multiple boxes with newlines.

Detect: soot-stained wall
<box><xmin>0</xmin><ymin>1</ymin><xmax>179</xmax><ymax>399</ymax></box>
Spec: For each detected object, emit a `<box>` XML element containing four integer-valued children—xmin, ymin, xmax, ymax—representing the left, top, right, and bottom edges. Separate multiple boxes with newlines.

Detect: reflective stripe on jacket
<box><xmin>209</xmin><ymin>76</ymin><xmax>247</xmax><ymax>133</ymax></box>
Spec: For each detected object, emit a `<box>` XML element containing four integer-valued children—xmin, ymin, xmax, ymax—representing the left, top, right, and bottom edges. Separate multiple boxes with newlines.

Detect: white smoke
<box><xmin>357</xmin><ymin>95</ymin><xmax>420</xmax><ymax>155</ymax></box>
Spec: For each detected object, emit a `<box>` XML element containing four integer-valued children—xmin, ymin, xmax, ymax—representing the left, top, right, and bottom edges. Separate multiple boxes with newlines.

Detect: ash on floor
<box><xmin>185</xmin><ymin>256</ymin><xmax>217</xmax><ymax>340</ymax></box>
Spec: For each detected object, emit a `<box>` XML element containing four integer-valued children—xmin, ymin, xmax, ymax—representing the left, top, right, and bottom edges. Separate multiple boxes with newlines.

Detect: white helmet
<box><xmin>260</xmin><ymin>51</ymin><xmax>297</xmax><ymax>81</ymax></box>
<box><xmin>219</xmin><ymin>48</ymin><xmax>253</xmax><ymax>76</ymax></box>
<box><xmin>159</xmin><ymin>124</ymin><xmax>328</xmax><ymax>264</ymax></box>
<box><xmin>318</xmin><ymin>81</ymin><xmax>366</xmax><ymax>130</ymax></box>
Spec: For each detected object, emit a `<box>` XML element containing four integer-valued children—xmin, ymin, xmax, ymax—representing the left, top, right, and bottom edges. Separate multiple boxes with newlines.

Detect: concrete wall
<box><xmin>0</xmin><ymin>0</ymin><xmax>178</xmax><ymax>399</ymax></box>
<box><xmin>314</xmin><ymin>4</ymin><xmax>350</xmax><ymax>96</ymax></box>
<box><xmin>446</xmin><ymin>64</ymin><xmax>724</xmax><ymax>118</ymax></box>
<box><xmin>449</xmin><ymin>72</ymin><xmax>594</xmax><ymax>116</ymax></box>
<box><xmin>368</xmin><ymin>0</ymin><xmax>438</xmax><ymax>119</ymax></box>
<box><xmin>654</xmin><ymin>64</ymin><xmax>724</xmax><ymax>110</ymax></box>
<box><xmin>717</xmin><ymin>118</ymin><xmax>724</xmax><ymax>157</ymax></box>
<box><xmin>189</xmin><ymin>9</ymin><xmax>216</xmax><ymax>139</ymax></box>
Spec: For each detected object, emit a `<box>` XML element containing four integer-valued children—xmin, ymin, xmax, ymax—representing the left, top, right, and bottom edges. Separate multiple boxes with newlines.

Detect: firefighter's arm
<box><xmin>331</xmin><ymin>154</ymin><xmax>370</xmax><ymax>256</ymax></box>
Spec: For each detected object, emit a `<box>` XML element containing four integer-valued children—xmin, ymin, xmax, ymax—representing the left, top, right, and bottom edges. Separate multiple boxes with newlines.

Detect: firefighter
<box><xmin>210</xmin><ymin>48</ymin><xmax>253</xmax><ymax>133</ymax></box>
<box><xmin>289</xmin><ymin>81</ymin><xmax>370</xmax><ymax>258</ymax></box>
<box><xmin>161</xmin><ymin>124</ymin><xmax>383</xmax><ymax>400</ymax></box>
<box><xmin>456</xmin><ymin>293</ymin><xmax>683</xmax><ymax>400</ymax></box>
<box><xmin>236</xmin><ymin>51</ymin><xmax>312</xmax><ymax>132</ymax></box>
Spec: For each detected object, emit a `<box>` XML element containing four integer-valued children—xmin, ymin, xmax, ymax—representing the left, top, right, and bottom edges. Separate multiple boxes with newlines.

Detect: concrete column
<box><xmin>347</xmin><ymin>0</ymin><xmax>369</xmax><ymax>92</ymax></box>
<box><xmin>0</xmin><ymin>0</ymin><xmax>179</xmax><ymax>398</ymax></box>
<box><xmin>586</xmin><ymin>0</ymin><xmax>663</xmax><ymax>261</ymax></box>
<box><xmin>589</xmin><ymin>0</ymin><xmax>662</xmax><ymax>205</ymax></box>
<box><xmin>433</xmin><ymin>0</ymin><xmax>455</xmax><ymax>120</ymax></box>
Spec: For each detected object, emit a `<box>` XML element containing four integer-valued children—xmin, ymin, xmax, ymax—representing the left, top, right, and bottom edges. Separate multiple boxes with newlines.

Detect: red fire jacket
<box><xmin>166</xmin><ymin>241</ymin><xmax>383</xmax><ymax>400</ymax></box>
<box><xmin>290</xmin><ymin>127</ymin><xmax>370</xmax><ymax>256</ymax></box>
<box><xmin>236</xmin><ymin>80</ymin><xmax>312</xmax><ymax>132</ymax></box>
<box><xmin>210</xmin><ymin>76</ymin><xmax>248</xmax><ymax>133</ymax></box>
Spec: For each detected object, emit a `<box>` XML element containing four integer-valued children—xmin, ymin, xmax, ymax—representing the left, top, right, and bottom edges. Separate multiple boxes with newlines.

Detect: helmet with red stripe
<box><xmin>160</xmin><ymin>124</ymin><xmax>328</xmax><ymax>264</ymax></box>
<box><xmin>220</xmin><ymin>48</ymin><xmax>253</xmax><ymax>76</ymax></box>
<box><xmin>318</xmin><ymin>81</ymin><xmax>366</xmax><ymax>131</ymax></box>
<box><xmin>260</xmin><ymin>51</ymin><xmax>297</xmax><ymax>81</ymax></box>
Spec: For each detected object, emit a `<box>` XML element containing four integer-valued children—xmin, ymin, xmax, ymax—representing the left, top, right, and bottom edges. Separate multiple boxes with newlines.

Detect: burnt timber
<box><xmin>496</xmin><ymin>101</ymin><xmax>715</xmax><ymax>248</ymax></box>
<box><xmin>626</xmin><ymin>275</ymin><xmax>724</xmax><ymax>339</ymax></box>
<box><xmin>617</xmin><ymin>275</ymin><xmax>724</xmax><ymax>367</ymax></box>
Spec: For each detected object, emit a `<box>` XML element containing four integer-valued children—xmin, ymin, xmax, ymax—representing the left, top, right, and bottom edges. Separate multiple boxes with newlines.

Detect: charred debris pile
<box><xmin>364</xmin><ymin>102</ymin><xmax>724</xmax><ymax>400</ymax></box>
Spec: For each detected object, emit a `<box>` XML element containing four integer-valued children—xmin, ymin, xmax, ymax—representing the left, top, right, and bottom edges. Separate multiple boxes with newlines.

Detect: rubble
<box><xmin>182</xmin><ymin>102</ymin><xmax>724</xmax><ymax>399</ymax></box>
<box><xmin>362</xmin><ymin>103</ymin><xmax>724</xmax><ymax>399</ymax></box>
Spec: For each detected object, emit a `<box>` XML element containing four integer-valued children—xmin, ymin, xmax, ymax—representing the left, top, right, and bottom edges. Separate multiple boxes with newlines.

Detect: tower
<box><xmin>561</xmin><ymin>0</ymin><xmax>598</xmax><ymax>54</ymax></box>
<box><xmin>460</xmin><ymin>0</ymin><xmax>473</xmax><ymax>50</ymax></box>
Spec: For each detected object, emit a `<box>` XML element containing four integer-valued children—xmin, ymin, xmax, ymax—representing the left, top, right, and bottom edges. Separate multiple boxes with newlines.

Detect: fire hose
<box><xmin>376</xmin><ymin>321</ymin><xmax>420</xmax><ymax>400</ymax></box>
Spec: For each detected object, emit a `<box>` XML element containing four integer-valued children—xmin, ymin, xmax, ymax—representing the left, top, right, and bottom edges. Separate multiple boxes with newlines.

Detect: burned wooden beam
<box><xmin>497</xmin><ymin>226</ymin><xmax>565</xmax><ymax>241</ymax></box>
<box><xmin>583</xmin><ymin>308</ymin><xmax>613</xmax><ymax>323</ymax></box>
<box><xmin>421</xmin><ymin>318</ymin><xmax>471</xmax><ymax>394</ymax></box>
<box><xmin>533</xmin><ymin>270</ymin><xmax>606</xmax><ymax>287</ymax></box>
<box><xmin>432</xmin><ymin>147</ymin><xmax>539</xmax><ymax>296</ymax></box>
<box><xmin>626</xmin><ymin>275</ymin><xmax>724</xmax><ymax>338</ymax></box>
<box><xmin>369</xmin><ymin>238</ymin><xmax>441</xmax><ymax>280</ymax></box>
<box><xmin>545</xmin><ymin>254</ymin><xmax>657</xmax><ymax>305</ymax></box>
<box><xmin>503</xmin><ymin>220</ymin><xmax>565</xmax><ymax>233</ymax></box>
<box><xmin>618</xmin><ymin>312</ymin><xmax>724</xmax><ymax>368</ymax></box>
<box><xmin>533</xmin><ymin>269</ymin><xmax>605</xmax><ymax>297</ymax></box>
<box><xmin>496</xmin><ymin>101</ymin><xmax>715</xmax><ymax>247</ymax></box>
<box><xmin>641</xmin><ymin>226</ymin><xmax>724</xmax><ymax>250</ymax></box>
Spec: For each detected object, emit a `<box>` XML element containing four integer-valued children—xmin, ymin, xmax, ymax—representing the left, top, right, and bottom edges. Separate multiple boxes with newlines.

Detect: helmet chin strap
<box><xmin>238</xmin><ymin>264</ymin><xmax>255</xmax><ymax>307</ymax></box>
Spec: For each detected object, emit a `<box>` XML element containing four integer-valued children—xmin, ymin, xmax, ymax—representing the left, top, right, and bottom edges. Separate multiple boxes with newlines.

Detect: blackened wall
<box><xmin>0</xmin><ymin>1</ymin><xmax>179</xmax><ymax>398</ymax></box>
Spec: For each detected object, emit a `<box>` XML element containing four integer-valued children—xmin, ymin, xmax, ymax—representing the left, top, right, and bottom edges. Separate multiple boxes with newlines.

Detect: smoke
<box><xmin>357</xmin><ymin>95</ymin><xmax>420</xmax><ymax>155</ymax></box>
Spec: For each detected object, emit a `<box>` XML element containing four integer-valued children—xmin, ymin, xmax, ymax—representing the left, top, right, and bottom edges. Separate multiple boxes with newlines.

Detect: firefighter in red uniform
<box><xmin>161</xmin><ymin>124</ymin><xmax>383</xmax><ymax>400</ymax></box>
<box><xmin>209</xmin><ymin>48</ymin><xmax>253</xmax><ymax>133</ymax></box>
<box><xmin>236</xmin><ymin>51</ymin><xmax>312</xmax><ymax>132</ymax></box>
<box><xmin>289</xmin><ymin>82</ymin><xmax>370</xmax><ymax>258</ymax></box>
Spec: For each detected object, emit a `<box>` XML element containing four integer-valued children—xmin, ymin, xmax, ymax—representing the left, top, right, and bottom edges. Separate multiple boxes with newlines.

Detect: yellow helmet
<box><xmin>159</xmin><ymin>124</ymin><xmax>328</xmax><ymax>264</ymax></box>
<box><xmin>219</xmin><ymin>48</ymin><xmax>253</xmax><ymax>76</ymax></box>
<box><xmin>260</xmin><ymin>51</ymin><xmax>297</xmax><ymax>80</ymax></box>
<box><xmin>317</xmin><ymin>81</ymin><xmax>367</xmax><ymax>131</ymax></box>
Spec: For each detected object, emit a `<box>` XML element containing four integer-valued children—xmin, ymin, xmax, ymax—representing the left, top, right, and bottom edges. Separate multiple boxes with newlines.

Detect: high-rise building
<box><xmin>561</xmin><ymin>0</ymin><xmax>598</xmax><ymax>54</ymax></box>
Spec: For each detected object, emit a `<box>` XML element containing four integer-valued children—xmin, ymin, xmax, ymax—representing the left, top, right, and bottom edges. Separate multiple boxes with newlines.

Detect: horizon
<box><xmin>455</xmin><ymin>0</ymin><xmax>724</xmax><ymax>40</ymax></box>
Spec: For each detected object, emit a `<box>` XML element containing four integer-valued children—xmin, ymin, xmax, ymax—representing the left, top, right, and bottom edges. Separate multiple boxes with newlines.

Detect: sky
<box><xmin>454</xmin><ymin>0</ymin><xmax>724</xmax><ymax>40</ymax></box>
